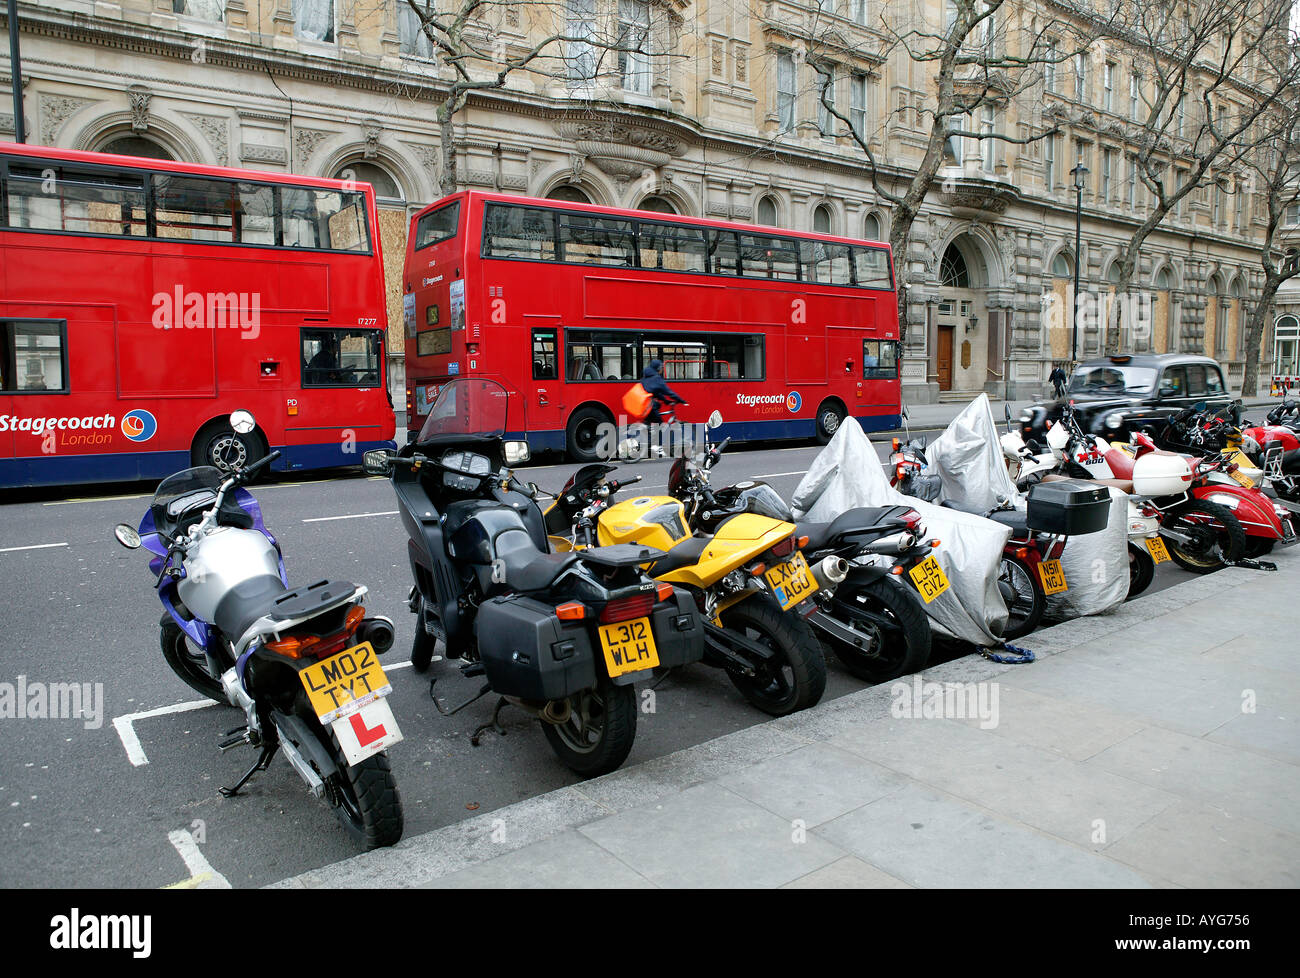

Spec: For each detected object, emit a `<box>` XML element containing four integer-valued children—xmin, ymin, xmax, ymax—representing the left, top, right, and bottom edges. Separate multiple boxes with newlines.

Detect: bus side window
<box><xmin>863</xmin><ymin>340</ymin><xmax>897</xmax><ymax>379</ymax></box>
<box><xmin>1</xmin><ymin>320</ymin><xmax>68</xmax><ymax>393</ymax></box>
<box><xmin>532</xmin><ymin>329</ymin><xmax>557</xmax><ymax>379</ymax></box>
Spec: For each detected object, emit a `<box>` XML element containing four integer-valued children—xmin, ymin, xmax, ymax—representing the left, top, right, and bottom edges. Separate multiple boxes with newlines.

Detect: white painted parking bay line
<box><xmin>0</xmin><ymin>541</ymin><xmax>68</xmax><ymax>553</ymax></box>
<box><xmin>113</xmin><ymin>699</ymin><xmax>217</xmax><ymax>767</ymax></box>
<box><xmin>165</xmin><ymin>830</ymin><xmax>232</xmax><ymax>890</ymax></box>
<box><xmin>302</xmin><ymin>510</ymin><xmax>399</xmax><ymax>523</ymax></box>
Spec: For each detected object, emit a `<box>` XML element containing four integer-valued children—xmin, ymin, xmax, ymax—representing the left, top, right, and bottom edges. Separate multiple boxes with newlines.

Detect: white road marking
<box><xmin>302</xmin><ymin>510</ymin><xmax>399</xmax><ymax>523</ymax></box>
<box><xmin>0</xmin><ymin>542</ymin><xmax>68</xmax><ymax>553</ymax></box>
<box><xmin>166</xmin><ymin>829</ymin><xmax>232</xmax><ymax>889</ymax></box>
<box><xmin>113</xmin><ymin>699</ymin><xmax>217</xmax><ymax>766</ymax></box>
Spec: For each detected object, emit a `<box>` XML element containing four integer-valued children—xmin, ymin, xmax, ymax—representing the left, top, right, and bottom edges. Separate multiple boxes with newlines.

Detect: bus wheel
<box><xmin>815</xmin><ymin>400</ymin><xmax>847</xmax><ymax>444</ymax></box>
<box><xmin>192</xmin><ymin>420</ymin><xmax>267</xmax><ymax>476</ymax></box>
<box><xmin>566</xmin><ymin>406</ymin><xmax>612</xmax><ymax>462</ymax></box>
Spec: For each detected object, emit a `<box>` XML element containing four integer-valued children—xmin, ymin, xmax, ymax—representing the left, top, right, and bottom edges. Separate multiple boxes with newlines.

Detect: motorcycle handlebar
<box><xmin>239</xmin><ymin>450</ymin><xmax>281</xmax><ymax>482</ymax></box>
<box><xmin>609</xmin><ymin>475</ymin><xmax>643</xmax><ymax>493</ymax></box>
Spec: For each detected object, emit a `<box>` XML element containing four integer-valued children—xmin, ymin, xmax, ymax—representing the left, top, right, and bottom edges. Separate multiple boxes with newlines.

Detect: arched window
<box><xmin>757</xmin><ymin>196</ymin><xmax>778</xmax><ymax>227</ymax></box>
<box><xmin>1106</xmin><ymin>262</ymin><xmax>1121</xmax><ymax>285</ymax></box>
<box><xmin>1051</xmin><ymin>253</ymin><xmax>1072</xmax><ymax>277</ymax></box>
<box><xmin>813</xmin><ymin>204</ymin><xmax>832</xmax><ymax>234</ymax></box>
<box><xmin>863</xmin><ymin>212</ymin><xmax>881</xmax><ymax>240</ymax></box>
<box><xmin>1155</xmin><ymin>267</ymin><xmax>1172</xmax><ymax>290</ymax></box>
<box><xmin>547</xmin><ymin>185</ymin><xmax>591</xmax><ymax>204</ymax></box>
<box><xmin>940</xmin><ymin>244</ymin><xmax>969</xmax><ymax>288</ymax></box>
<box><xmin>638</xmin><ymin>196</ymin><xmax>677</xmax><ymax>214</ymax></box>
<box><xmin>333</xmin><ymin>161</ymin><xmax>403</xmax><ymax>204</ymax></box>
<box><xmin>99</xmin><ymin>136</ymin><xmax>175</xmax><ymax>161</ymax></box>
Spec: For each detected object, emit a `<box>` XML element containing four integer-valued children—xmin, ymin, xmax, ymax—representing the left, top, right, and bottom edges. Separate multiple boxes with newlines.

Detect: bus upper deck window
<box><xmin>415</xmin><ymin>201</ymin><xmax>461</xmax><ymax>250</ymax></box>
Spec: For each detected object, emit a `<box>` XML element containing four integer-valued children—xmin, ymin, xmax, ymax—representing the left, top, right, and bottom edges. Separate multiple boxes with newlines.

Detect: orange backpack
<box><xmin>622</xmin><ymin>383</ymin><xmax>653</xmax><ymax>421</ymax></box>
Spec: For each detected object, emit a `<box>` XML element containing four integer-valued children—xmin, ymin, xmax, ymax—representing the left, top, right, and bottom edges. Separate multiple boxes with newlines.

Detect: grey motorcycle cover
<box><xmin>790</xmin><ymin>416</ymin><xmax>1011</xmax><ymax>646</ymax></box>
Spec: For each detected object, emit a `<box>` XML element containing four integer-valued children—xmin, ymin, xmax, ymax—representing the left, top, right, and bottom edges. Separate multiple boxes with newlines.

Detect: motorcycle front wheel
<box><xmin>997</xmin><ymin>554</ymin><xmax>1044</xmax><ymax>640</ymax></box>
<box><xmin>822</xmin><ymin>577</ymin><xmax>931</xmax><ymax>684</ymax></box>
<box><xmin>722</xmin><ymin>595</ymin><xmax>827</xmax><ymax>716</ymax></box>
<box><xmin>541</xmin><ymin>679</ymin><xmax>637</xmax><ymax>777</ymax></box>
<box><xmin>325</xmin><ymin>743</ymin><xmax>404</xmax><ymax>851</ymax></box>
<box><xmin>160</xmin><ymin>620</ymin><xmax>232</xmax><ymax>704</ymax></box>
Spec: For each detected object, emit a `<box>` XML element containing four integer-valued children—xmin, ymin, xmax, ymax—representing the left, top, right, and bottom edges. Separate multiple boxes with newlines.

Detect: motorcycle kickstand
<box><xmin>471</xmin><ymin>697</ymin><xmax>511</xmax><ymax>746</ymax></box>
<box><xmin>429</xmin><ymin>678</ymin><xmax>493</xmax><ymax>717</ymax></box>
<box><xmin>219</xmin><ymin>741</ymin><xmax>278</xmax><ymax>798</ymax></box>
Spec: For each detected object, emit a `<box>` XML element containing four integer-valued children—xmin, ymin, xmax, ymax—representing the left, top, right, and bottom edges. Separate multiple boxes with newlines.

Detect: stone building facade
<box><xmin>0</xmin><ymin>0</ymin><xmax>1286</xmax><ymax>415</ymax></box>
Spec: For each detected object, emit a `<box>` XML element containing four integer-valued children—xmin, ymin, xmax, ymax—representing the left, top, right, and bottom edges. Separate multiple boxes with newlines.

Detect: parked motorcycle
<box><xmin>543</xmin><ymin>414</ymin><xmax>837</xmax><ymax>712</ymax></box>
<box><xmin>366</xmin><ymin>378</ymin><xmax>705</xmax><ymax>776</ymax></box>
<box><xmin>114</xmin><ymin>410</ymin><xmax>404</xmax><ymax>850</ymax></box>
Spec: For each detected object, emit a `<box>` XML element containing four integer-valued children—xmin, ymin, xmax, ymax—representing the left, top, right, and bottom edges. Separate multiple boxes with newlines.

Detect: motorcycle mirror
<box><xmin>504</xmin><ymin>440</ymin><xmax>530</xmax><ymax>465</ymax></box>
<box><xmin>528</xmin><ymin>482</ymin><xmax>540</xmax><ymax>497</ymax></box>
<box><xmin>707</xmin><ymin>411</ymin><xmax>723</xmax><ymax>429</ymax></box>
<box><xmin>114</xmin><ymin>523</ymin><xmax>141</xmax><ymax>550</ymax></box>
<box><xmin>229</xmin><ymin>410</ymin><xmax>256</xmax><ymax>435</ymax></box>
<box><xmin>362</xmin><ymin>449</ymin><xmax>396</xmax><ymax>475</ymax></box>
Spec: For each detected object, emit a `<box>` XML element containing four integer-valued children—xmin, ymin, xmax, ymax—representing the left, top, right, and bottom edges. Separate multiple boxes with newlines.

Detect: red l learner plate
<box><xmin>299</xmin><ymin>642</ymin><xmax>393</xmax><ymax>725</ymax></box>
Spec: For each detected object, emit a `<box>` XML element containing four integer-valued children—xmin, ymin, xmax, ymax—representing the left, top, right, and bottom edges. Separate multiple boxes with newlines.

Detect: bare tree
<box><xmin>801</xmin><ymin>0</ymin><xmax>1100</xmax><ymax>339</ymax></box>
<box><xmin>1099</xmin><ymin>0</ymin><xmax>1300</xmax><ymax>354</ymax></box>
<box><xmin>1239</xmin><ymin>103</ymin><xmax>1300</xmax><ymax>395</ymax></box>
<box><xmin>392</xmin><ymin>0</ymin><xmax>680</xmax><ymax>195</ymax></box>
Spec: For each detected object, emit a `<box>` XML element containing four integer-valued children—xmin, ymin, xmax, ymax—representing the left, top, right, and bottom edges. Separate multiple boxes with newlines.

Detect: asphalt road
<box><xmin>0</xmin><ymin>440</ymin><xmax>1197</xmax><ymax>888</ymax></box>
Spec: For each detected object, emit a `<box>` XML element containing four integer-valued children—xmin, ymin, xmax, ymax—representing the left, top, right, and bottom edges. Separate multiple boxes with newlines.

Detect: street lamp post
<box><xmin>6</xmin><ymin>0</ymin><xmax>24</xmax><ymax>143</ymax></box>
<box><xmin>1070</xmin><ymin>160</ymin><xmax>1089</xmax><ymax>366</ymax></box>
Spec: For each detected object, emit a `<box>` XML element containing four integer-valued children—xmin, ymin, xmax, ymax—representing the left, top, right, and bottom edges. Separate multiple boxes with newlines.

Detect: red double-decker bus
<box><xmin>401</xmin><ymin>191</ymin><xmax>900</xmax><ymax>460</ymax></box>
<box><xmin>0</xmin><ymin>142</ymin><xmax>396</xmax><ymax>488</ymax></box>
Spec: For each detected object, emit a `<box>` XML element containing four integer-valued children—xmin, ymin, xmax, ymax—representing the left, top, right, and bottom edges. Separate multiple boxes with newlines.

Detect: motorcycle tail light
<box><xmin>768</xmin><ymin>536</ymin><xmax>797</xmax><ymax>559</ymax></box>
<box><xmin>265</xmin><ymin>605</ymin><xmax>366</xmax><ymax>659</ymax></box>
<box><xmin>896</xmin><ymin>463</ymin><xmax>907</xmax><ymax>481</ymax></box>
<box><xmin>599</xmin><ymin>593</ymin><xmax>654</xmax><ymax>624</ymax></box>
<box><xmin>899</xmin><ymin>508</ymin><xmax>923</xmax><ymax>530</ymax></box>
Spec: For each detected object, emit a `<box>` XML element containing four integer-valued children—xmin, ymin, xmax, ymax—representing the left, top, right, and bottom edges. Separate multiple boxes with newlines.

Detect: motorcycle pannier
<box><xmin>476</xmin><ymin>594</ymin><xmax>597</xmax><ymax>701</ymax></box>
<box><xmin>1025</xmin><ymin>479</ymin><xmax>1110</xmax><ymax>535</ymax></box>
<box><xmin>1131</xmin><ymin>452</ymin><xmax>1194</xmax><ymax>498</ymax></box>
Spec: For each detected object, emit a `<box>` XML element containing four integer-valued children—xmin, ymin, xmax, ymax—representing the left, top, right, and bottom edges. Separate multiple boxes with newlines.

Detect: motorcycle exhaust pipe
<box><xmin>811</xmin><ymin>555</ymin><xmax>850</xmax><ymax>592</ymax></box>
<box><xmin>355</xmin><ymin>615</ymin><xmax>396</xmax><ymax>655</ymax></box>
<box><xmin>860</xmin><ymin>531</ymin><xmax>918</xmax><ymax>556</ymax></box>
<box><xmin>540</xmin><ymin>699</ymin><xmax>572</xmax><ymax>725</ymax></box>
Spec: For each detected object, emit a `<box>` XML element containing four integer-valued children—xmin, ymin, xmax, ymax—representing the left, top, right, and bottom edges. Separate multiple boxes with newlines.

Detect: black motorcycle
<box><xmin>364</xmin><ymin>378</ymin><xmax>705</xmax><ymax>777</ymax></box>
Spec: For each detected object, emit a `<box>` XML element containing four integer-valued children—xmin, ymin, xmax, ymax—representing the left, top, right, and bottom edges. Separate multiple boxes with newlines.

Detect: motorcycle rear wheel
<box><xmin>822</xmin><ymin>578</ymin><xmax>931</xmax><ymax>683</ymax></box>
<box><xmin>722</xmin><ymin>595</ymin><xmax>827</xmax><ymax>715</ymax></box>
<box><xmin>1125</xmin><ymin>542</ymin><xmax>1156</xmax><ymax>600</ymax></box>
<box><xmin>1164</xmin><ymin>501</ymin><xmax>1244</xmax><ymax>573</ymax></box>
<box><xmin>997</xmin><ymin>554</ymin><xmax>1044</xmax><ymax>640</ymax></box>
<box><xmin>541</xmin><ymin>679</ymin><xmax>637</xmax><ymax>777</ymax></box>
<box><xmin>160</xmin><ymin>620</ymin><xmax>231</xmax><ymax>704</ymax></box>
<box><xmin>326</xmin><ymin>745</ymin><xmax>404</xmax><ymax>851</ymax></box>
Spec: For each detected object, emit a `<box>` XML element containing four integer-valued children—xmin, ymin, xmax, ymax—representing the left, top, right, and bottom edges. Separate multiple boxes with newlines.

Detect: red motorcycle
<box><xmin>1242</xmin><ymin>399</ymin><xmax>1300</xmax><ymax>503</ymax></box>
<box><xmin>1116</xmin><ymin>430</ymin><xmax>1294</xmax><ymax>564</ymax></box>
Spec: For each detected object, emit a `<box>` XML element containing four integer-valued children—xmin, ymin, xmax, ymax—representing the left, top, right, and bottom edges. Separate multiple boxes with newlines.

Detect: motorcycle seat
<box><xmin>500</xmin><ymin>548</ymin><xmax>581</xmax><ymax>593</ymax></box>
<box><xmin>647</xmin><ymin>535</ymin><xmax>710</xmax><ymax>576</ymax></box>
<box><xmin>796</xmin><ymin>506</ymin><xmax>900</xmax><ymax>552</ymax></box>
<box><xmin>1042</xmin><ymin>472</ymin><xmax>1133</xmax><ymax>494</ymax></box>
<box><xmin>985</xmin><ymin>509</ymin><xmax>1030</xmax><ymax>534</ymax></box>
<box><xmin>213</xmin><ymin>574</ymin><xmax>290</xmax><ymax>640</ymax></box>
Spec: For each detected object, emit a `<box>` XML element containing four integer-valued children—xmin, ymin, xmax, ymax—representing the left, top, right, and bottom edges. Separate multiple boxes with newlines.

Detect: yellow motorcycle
<box><xmin>543</xmin><ymin>419</ymin><xmax>844</xmax><ymax>716</ymax></box>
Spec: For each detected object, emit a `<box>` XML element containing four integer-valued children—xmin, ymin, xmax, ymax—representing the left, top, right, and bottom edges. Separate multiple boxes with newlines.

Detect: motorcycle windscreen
<box><xmin>1043</xmin><ymin>486</ymin><xmax>1130</xmax><ymax>621</ymax></box>
<box><xmin>791</xmin><ymin>416</ymin><xmax>1012</xmax><ymax>647</ymax></box>
<box><xmin>923</xmin><ymin>393</ymin><xmax>1023</xmax><ymax>513</ymax></box>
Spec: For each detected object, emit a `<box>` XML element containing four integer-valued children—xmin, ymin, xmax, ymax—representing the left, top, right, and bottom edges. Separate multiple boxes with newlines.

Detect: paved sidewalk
<box><xmin>274</xmin><ymin>549</ymin><xmax>1299</xmax><ymax>889</ymax></box>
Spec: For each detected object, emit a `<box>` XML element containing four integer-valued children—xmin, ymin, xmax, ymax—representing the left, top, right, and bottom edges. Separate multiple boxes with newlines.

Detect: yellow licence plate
<box><xmin>1145</xmin><ymin>536</ymin><xmax>1170</xmax><ymax>564</ymax></box>
<box><xmin>1229</xmin><ymin>468</ymin><xmax>1254</xmax><ymax>487</ymax></box>
<box><xmin>764</xmin><ymin>551</ymin><xmax>817</xmax><ymax>610</ymax></box>
<box><xmin>908</xmin><ymin>554</ymin><xmax>951</xmax><ymax>604</ymax></box>
<box><xmin>598</xmin><ymin>617</ymin><xmax>660</xmax><ymax>677</ymax></box>
<box><xmin>1038</xmin><ymin>559</ymin><xmax>1069</xmax><ymax>595</ymax></box>
<box><xmin>299</xmin><ymin>642</ymin><xmax>392</xmax><ymax>725</ymax></box>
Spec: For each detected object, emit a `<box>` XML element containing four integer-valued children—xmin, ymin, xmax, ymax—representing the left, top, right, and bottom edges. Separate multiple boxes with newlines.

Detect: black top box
<box><xmin>1026</xmin><ymin>480</ymin><xmax>1111</xmax><ymax>536</ymax></box>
